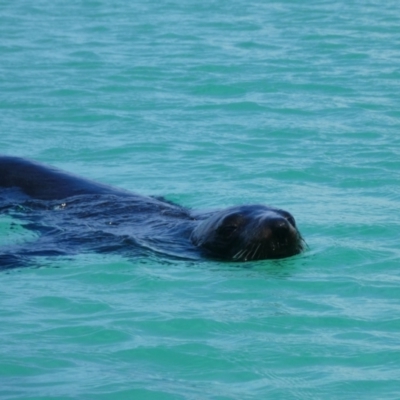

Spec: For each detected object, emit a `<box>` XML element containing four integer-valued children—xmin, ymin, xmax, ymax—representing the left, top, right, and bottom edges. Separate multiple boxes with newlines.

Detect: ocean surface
<box><xmin>1</xmin><ymin>0</ymin><xmax>400</xmax><ymax>398</ymax></box>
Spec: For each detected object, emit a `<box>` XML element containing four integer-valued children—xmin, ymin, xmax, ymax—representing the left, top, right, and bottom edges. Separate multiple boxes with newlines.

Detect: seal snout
<box><xmin>259</xmin><ymin>215</ymin><xmax>294</xmax><ymax>239</ymax></box>
<box><xmin>243</xmin><ymin>213</ymin><xmax>300</xmax><ymax>258</ymax></box>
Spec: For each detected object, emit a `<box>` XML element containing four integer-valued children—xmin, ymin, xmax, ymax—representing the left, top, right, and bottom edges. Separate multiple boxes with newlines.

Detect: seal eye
<box><xmin>278</xmin><ymin>210</ymin><xmax>296</xmax><ymax>227</ymax></box>
<box><xmin>217</xmin><ymin>224</ymin><xmax>238</xmax><ymax>237</ymax></box>
<box><xmin>286</xmin><ymin>215</ymin><xmax>296</xmax><ymax>227</ymax></box>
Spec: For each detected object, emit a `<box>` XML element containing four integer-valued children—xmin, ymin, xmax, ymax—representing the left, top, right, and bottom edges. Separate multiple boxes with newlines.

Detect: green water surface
<box><xmin>1</xmin><ymin>0</ymin><xmax>400</xmax><ymax>399</ymax></box>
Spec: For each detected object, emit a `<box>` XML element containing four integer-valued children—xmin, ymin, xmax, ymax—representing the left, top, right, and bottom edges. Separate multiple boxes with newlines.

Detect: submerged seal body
<box><xmin>0</xmin><ymin>156</ymin><xmax>304</xmax><ymax>268</ymax></box>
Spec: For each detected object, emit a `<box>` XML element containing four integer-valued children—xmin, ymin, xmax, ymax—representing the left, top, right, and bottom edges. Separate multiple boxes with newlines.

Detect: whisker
<box><xmin>243</xmin><ymin>248</ymin><xmax>253</xmax><ymax>261</ymax></box>
<box><xmin>251</xmin><ymin>243</ymin><xmax>261</xmax><ymax>260</ymax></box>
<box><xmin>233</xmin><ymin>248</ymin><xmax>245</xmax><ymax>260</ymax></box>
<box><xmin>244</xmin><ymin>244</ymin><xmax>255</xmax><ymax>261</ymax></box>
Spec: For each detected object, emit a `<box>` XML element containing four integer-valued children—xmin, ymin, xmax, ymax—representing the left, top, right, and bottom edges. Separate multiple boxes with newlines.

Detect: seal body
<box><xmin>0</xmin><ymin>156</ymin><xmax>133</xmax><ymax>199</ymax></box>
<box><xmin>0</xmin><ymin>156</ymin><xmax>304</xmax><ymax>268</ymax></box>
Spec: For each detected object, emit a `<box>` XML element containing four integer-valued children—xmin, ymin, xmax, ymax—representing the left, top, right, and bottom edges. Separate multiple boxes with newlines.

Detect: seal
<box><xmin>0</xmin><ymin>156</ymin><xmax>304</xmax><ymax>268</ymax></box>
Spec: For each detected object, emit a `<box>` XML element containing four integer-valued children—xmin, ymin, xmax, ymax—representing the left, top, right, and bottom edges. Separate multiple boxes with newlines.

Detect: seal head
<box><xmin>190</xmin><ymin>205</ymin><xmax>303</xmax><ymax>261</ymax></box>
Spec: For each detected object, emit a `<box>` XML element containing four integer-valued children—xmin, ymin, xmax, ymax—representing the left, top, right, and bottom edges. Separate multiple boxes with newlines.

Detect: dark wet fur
<box><xmin>190</xmin><ymin>205</ymin><xmax>304</xmax><ymax>261</ymax></box>
<box><xmin>0</xmin><ymin>157</ymin><xmax>304</xmax><ymax>269</ymax></box>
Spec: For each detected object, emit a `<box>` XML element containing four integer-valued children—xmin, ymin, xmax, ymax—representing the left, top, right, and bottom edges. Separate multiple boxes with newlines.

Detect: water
<box><xmin>1</xmin><ymin>0</ymin><xmax>400</xmax><ymax>398</ymax></box>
